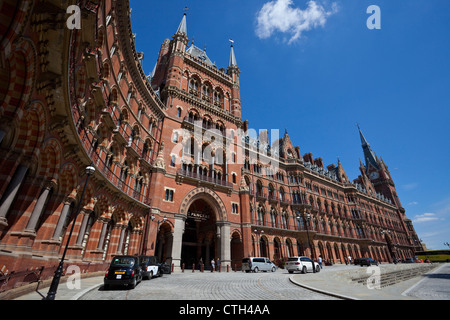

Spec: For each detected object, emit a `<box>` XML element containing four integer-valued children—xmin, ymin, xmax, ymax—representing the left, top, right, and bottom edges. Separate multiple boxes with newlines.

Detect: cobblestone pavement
<box><xmin>402</xmin><ymin>263</ymin><xmax>450</xmax><ymax>300</ymax></box>
<box><xmin>79</xmin><ymin>269</ymin><xmax>339</xmax><ymax>300</ymax></box>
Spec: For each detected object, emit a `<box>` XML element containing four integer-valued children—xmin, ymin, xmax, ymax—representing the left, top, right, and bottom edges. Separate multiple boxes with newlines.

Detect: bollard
<box><xmin>182</xmin><ymin>263</ymin><xmax>185</xmax><ymax>273</ymax></box>
<box><xmin>227</xmin><ymin>265</ymin><xmax>229</xmax><ymax>272</ymax></box>
<box><xmin>234</xmin><ymin>264</ymin><xmax>237</xmax><ymax>272</ymax></box>
<box><xmin>219</xmin><ymin>264</ymin><xmax>221</xmax><ymax>273</ymax></box>
<box><xmin>201</xmin><ymin>264</ymin><xmax>204</xmax><ymax>273</ymax></box>
<box><xmin>192</xmin><ymin>264</ymin><xmax>195</xmax><ymax>273</ymax></box>
<box><xmin>172</xmin><ymin>263</ymin><xmax>174</xmax><ymax>273</ymax></box>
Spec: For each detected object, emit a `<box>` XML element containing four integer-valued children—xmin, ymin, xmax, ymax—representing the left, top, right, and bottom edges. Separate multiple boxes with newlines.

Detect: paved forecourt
<box><xmin>14</xmin><ymin>263</ymin><xmax>448</xmax><ymax>301</ymax></box>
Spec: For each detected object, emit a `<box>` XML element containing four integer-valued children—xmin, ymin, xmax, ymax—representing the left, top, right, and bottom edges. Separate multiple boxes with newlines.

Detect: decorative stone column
<box><xmin>171</xmin><ymin>213</ymin><xmax>186</xmax><ymax>272</ymax></box>
<box><xmin>114</xmin><ymin>225</ymin><xmax>127</xmax><ymax>255</ymax></box>
<box><xmin>97</xmin><ymin>219</ymin><xmax>109</xmax><ymax>250</ymax></box>
<box><xmin>0</xmin><ymin>165</ymin><xmax>28</xmax><ymax>228</ymax></box>
<box><xmin>218</xmin><ymin>221</ymin><xmax>231</xmax><ymax>269</ymax></box>
<box><xmin>24</xmin><ymin>182</ymin><xmax>55</xmax><ymax>235</ymax></box>
<box><xmin>52</xmin><ymin>198</ymin><xmax>74</xmax><ymax>241</ymax></box>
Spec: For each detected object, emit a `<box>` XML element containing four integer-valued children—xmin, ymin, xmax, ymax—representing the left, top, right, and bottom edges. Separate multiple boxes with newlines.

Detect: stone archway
<box><xmin>172</xmin><ymin>187</ymin><xmax>230</xmax><ymax>271</ymax></box>
<box><xmin>182</xmin><ymin>198</ymin><xmax>217</xmax><ymax>270</ymax></box>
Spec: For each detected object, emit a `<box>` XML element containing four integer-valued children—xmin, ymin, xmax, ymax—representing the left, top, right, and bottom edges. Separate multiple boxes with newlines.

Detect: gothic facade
<box><xmin>0</xmin><ymin>0</ymin><xmax>421</xmax><ymax>292</ymax></box>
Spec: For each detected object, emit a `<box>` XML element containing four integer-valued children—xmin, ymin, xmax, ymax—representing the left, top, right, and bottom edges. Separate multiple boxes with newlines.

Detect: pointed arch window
<box><xmin>270</xmin><ymin>208</ymin><xmax>277</xmax><ymax>228</ymax></box>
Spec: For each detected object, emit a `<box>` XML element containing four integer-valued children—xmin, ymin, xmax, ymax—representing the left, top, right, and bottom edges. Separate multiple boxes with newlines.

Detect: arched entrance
<box><xmin>170</xmin><ymin>187</ymin><xmax>231</xmax><ymax>272</ymax></box>
<box><xmin>259</xmin><ymin>236</ymin><xmax>269</xmax><ymax>257</ymax></box>
<box><xmin>182</xmin><ymin>199</ymin><xmax>217</xmax><ymax>270</ymax></box>
<box><xmin>155</xmin><ymin>222</ymin><xmax>173</xmax><ymax>266</ymax></box>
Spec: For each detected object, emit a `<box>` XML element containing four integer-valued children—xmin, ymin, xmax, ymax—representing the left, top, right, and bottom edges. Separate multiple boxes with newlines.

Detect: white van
<box><xmin>242</xmin><ymin>257</ymin><xmax>277</xmax><ymax>273</ymax></box>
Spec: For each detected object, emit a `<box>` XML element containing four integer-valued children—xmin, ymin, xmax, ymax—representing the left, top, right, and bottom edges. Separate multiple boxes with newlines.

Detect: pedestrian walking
<box><xmin>216</xmin><ymin>258</ymin><xmax>220</xmax><ymax>271</ymax></box>
<box><xmin>318</xmin><ymin>255</ymin><xmax>323</xmax><ymax>269</ymax></box>
<box><xmin>211</xmin><ymin>259</ymin><xmax>215</xmax><ymax>272</ymax></box>
<box><xmin>348</xmin><ymin>255</ymin><xmax>352</xmax><ymax>265</ymax></box>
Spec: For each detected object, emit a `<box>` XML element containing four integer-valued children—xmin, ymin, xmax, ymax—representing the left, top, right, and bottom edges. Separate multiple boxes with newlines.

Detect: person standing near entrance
<box><xmin>211</xmin><ymin>259</ymin><xmax>215</xmax><ymax>272</ymax></box>
<box><xmin>318</xmin><ymin>255</ymin><xmax>323</xmax><ymax>269</ymax></box>
<box><xmin>216</xmin><ymin>258</ymin><xmax>220</xmax><ymax>271</ymax></box>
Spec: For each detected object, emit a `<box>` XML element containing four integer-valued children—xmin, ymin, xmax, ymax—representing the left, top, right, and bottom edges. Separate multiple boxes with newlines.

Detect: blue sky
<box><xmin>130</xmin><ymin>0</ymin><xmax>450</xmax><ymax>250</ymax></box>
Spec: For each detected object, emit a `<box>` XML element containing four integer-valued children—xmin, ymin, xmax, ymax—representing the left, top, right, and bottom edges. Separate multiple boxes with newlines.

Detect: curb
<box><xmin>288</xmin><ymin>276</ymin><xmax>358</xmax><ymax>300</ymax></box>
<box><xmin>70</xmin><ymin>281</ymin><xmax>104</xmax><ymax>300</ymax></box>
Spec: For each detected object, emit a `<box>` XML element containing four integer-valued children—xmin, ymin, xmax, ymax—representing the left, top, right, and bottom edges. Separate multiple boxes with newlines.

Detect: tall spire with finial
<box><xmin>228</xmin><ymin>39</ymin><xmax>238</xmax><ymax>67</ymax></box>
<box><xmin>176</xmin><ymin>7</ymin><xmax>188</xmax><ymax>35</ymax></box>
<box><xmin>357</xmin><ymin>124</ymin><xmax>379</xmax><ymax>172</ymax></box>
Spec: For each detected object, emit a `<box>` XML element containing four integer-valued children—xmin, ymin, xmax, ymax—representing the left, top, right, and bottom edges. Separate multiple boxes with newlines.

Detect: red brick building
<box><xmin>0</xmin><ymin>0</ymin><xmax>421</xmax><ymax>291</ymax></box>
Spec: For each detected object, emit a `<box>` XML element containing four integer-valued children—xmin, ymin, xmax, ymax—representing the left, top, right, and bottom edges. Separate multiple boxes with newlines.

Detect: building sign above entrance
<box><xmin>188</xmin><ymin>210</ymin><xmax>210</xmax><ymax>221</ymax></box>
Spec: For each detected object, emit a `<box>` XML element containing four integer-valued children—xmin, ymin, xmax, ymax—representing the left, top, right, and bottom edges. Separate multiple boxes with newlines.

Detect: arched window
<box><xmin>256</xmin><ymin>181</ymin><xmax>263</xmax><ymax>197</ymax></box>
<box><xmin>120</xmin><ymin>161</ymin><xmax>129</xmax><ymax>183</ymax></box>
<box><xmin>270</xmin><ymin>208</ymin><xmax>277</xmax><ymax>228</ymax></box>
<box><xmin>279</xmin><ymin>187</ymin><xmax>285</xmax><ymax>202</ymax></box>
<box><xmin>268</xmin><ymin>184</ymin><xmax>274</xmax><ymax>200</ymax></box>
<box><xmin>282</xmin><ymin>211</ymin><xmax>289</xmax><ymax>229</ymax></box>
<box><xmin>257</xmin><ymin>205</ymin><xmax>265</xmax><ymax>226</ymax></box>
<box><xmin>142</xmin><ymin>141</ymin><xmax>151</xmax><ymax>161</ymax></box>
<box><xmin>135</xmin><ymin>172</ymin><xmax>143</xmax><ymax>194</ymax></box>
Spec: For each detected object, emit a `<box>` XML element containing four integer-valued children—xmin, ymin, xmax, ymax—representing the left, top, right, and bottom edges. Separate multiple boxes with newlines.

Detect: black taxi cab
<box><xmin>104</xmin><ymin>255</ymin><xmax>143</xmax><ymax>289</ymax></box>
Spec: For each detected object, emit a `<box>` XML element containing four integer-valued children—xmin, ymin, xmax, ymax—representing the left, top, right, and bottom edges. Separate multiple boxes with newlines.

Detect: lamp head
<box><xmin>86</xmin><ymin>165</ymin><xmax>96</xmax><ymax>176</ymax></box>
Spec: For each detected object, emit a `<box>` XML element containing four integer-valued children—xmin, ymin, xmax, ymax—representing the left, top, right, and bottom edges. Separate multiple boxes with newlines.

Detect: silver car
<box><xmin>285</xmin><ymin>256</ymin><xmax>320</xmax><ymax>274</ymax></box>
<box><xmin>242</xmin><ymin>257</ymin><xmax>277</xmax><ymax>273</ymax></box>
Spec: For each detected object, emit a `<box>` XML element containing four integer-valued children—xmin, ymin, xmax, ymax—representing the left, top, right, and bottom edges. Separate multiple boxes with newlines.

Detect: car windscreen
<box><xmin>111</xmin><ymin>257</ymin><xmax>135</xmax><ymax>267</ymax></box>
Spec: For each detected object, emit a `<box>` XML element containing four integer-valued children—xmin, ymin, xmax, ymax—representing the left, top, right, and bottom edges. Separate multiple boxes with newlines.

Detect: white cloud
<box><xmin>255</xmin><ymin>0</ymin><xmax>338</xmax><ymax>44</ymax></box>
<box><xmin>412</xmin><ymin>213</ymin><xmax>439</xmax><ymax>224</ymax></box>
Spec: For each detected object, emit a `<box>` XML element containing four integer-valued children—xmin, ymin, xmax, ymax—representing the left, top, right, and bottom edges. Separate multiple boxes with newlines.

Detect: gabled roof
<box><xmin>186</xmin><ymin>44</ymin><xmax>214</xmax><ymax>67</ymax></box>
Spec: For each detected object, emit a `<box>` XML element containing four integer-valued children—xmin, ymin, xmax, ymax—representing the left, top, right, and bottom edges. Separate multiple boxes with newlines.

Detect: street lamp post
<box><xmin>298</xmin><ymin>212</ymin><xmax>315</xmax><ymax>273</ymax></box>
<box><xmin>44</xmin><ymin>165</ymin><xmax>95</xmax><ymax>300</ymax></box>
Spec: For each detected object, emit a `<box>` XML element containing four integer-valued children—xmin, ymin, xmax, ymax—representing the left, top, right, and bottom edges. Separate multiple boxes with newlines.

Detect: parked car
<box><xmin>104</xmin><ymin>255</ymin><xmax>143</xmax><ymax>289</ymax></box>
<box><xmin>285</xmin><ymin>256</ymin><xmax>321</xmax><ymax>274</ymax></box>
<box><xmin>242</xmin><ymin>257</ymin><xmax>277</xmax><ymax>273</ymax></box>
<box><xmin>358</xmin><ymin>257</ymin><xmax>378</xmax><ymax>266</ymax></box>
<box><xmin>139</xmin><ymin>255</ymin><xmax>162</xmax><ymax>279</ymax></box>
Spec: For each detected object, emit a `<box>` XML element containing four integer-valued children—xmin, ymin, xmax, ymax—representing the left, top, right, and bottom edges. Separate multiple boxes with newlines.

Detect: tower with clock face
<box><xmin>369</xmin><ymin>171</ymin><xmax>379</xmax><ymax>180</ymax></box>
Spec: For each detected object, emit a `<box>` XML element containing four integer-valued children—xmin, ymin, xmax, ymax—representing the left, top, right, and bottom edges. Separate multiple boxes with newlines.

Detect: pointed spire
<box><xmin>357</xmin><ymin>123</ymin><xmax>370</xmax><ymax>147</ymax></box>
<box><xmin>228</xmin><ymin>39</ymin><xmax>238</xmax><ymax>67</ymax></box>
<box><xmin>177</xmin><ymin>12</ymin><xmax>188</xmax><ymax>35</ymax></box>
<box><xmin>357</xmin><ymin>124</ymin><xmax>379</xmax><ymax>172</ymax></box>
